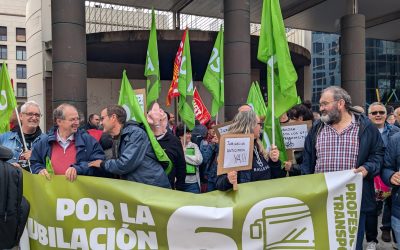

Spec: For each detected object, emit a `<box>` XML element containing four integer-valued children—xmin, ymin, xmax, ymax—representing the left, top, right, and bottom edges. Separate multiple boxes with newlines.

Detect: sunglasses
<box><xmin>369</xmin><ymin>111</ymin><xmax>386</xmax><ymax>116</ymax></box>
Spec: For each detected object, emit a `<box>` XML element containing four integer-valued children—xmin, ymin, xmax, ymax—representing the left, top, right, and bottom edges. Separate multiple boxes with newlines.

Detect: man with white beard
<box><xmin>301</xmin><ymin>86</ymin><xmax>385</xmax><ymax>250</ymax></box>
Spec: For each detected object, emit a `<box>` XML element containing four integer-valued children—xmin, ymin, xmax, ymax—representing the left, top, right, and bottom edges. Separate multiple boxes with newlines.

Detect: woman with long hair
<box><xmin>216</xmin><ymin>110</ymin><xmax>285</xmax><ymax>191</ymax></box>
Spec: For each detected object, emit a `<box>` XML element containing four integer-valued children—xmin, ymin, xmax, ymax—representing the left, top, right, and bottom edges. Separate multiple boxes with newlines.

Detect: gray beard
<box><xmin>320</xmin><ymin>109</ymin><xmax>341</xmax><ymax>125</ymax></box>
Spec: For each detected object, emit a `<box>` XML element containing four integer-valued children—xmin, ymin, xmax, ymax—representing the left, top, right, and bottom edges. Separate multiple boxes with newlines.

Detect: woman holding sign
<box><xmin>216</xmin><ymin>110</ymin><xmax>285</xmax><ymax>191</ymax></box>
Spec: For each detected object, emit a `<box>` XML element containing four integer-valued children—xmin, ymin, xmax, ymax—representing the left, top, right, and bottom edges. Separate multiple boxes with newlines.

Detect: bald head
<box><xmin>238</xmin><ymin>104</ymin><xmax>253</xmax><ymax>113</ymax></box>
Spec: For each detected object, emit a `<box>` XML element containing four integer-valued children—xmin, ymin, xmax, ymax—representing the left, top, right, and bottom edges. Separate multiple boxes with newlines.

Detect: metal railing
<box><xmin>85</xmin><ymin>1</ymin><xmax>268</xmax><ymax>35</ymax></box>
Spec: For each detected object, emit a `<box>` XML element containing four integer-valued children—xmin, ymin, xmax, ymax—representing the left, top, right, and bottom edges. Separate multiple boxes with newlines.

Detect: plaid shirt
<box><xmin>315</xmin><ymin>116</ymin><xmax>360</xmax><ymax>173</ymax></box>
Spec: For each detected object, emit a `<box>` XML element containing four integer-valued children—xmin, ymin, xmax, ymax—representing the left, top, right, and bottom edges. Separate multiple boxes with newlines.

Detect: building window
<box><xmin>16</xmin><ymin>64</ymin><xmax>27</xmax><ymax>79</ymax></box>
<box><xmin>16</xmin><ymin>46</ymin><xmax>26</xmax><ymax>60</ymax></box>
<box><xmin>0</xmin><ymin>45</ymin><xmax>7</xmax><ymax>59</ymax></box>
<box><xmin>0</xmin><ymin>26</ymin><xmax>6</xmax><ymax>41</ymax></box>
<box><xmin>16</xmin><ymin>28</ymin><xmax>26</xmax><ymax>42</ymax></box>
<box><xmin>16</xmin><ymin>82</ymin><xmax>27</xmax><ymax>97</ymax></box>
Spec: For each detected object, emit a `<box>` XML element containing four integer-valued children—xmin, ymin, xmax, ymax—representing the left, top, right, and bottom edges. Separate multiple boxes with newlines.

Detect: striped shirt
<box><xmin>315</xmin><ymin>116</ymin><xmax>359</xmax><ymax>173</ymax></box>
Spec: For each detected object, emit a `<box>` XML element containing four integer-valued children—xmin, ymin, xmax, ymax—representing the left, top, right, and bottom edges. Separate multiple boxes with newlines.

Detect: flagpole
<box><xmin>271</xmin><ymin>56</ymin><xmax>276</xmax><ymax>145</ymax></box>
<box><xmin>15</xmin><ymin>107</ymin><xmax>32</xmax><ymax>173</ymax></box>
<box><xmin>183</xmin><ymin>124</ymin><xmax>187</xmax><ymax>146</ymax></box>
<box><xmin>270</xmin><ymin>56</ymin><xmax>275</xmax><ymax>146</ymax></box>
<box><xmin>215</xmin><ymin>113</ymin><xmax>218</xmax><ymax>125</ymax></box>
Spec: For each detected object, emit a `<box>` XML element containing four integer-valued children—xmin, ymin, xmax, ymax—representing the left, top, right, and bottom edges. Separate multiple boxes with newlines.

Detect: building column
<box><xmin>224</xmin><ymin>0</ymin><xmax>251</xmax><ymax>120</ymax></box>
<box><xmin>51</xmin><ymin>0</ymin><xmax>87</xmax><ymax>116</ymax></box>
<box><xmin>340</xmin><ymin>13</ymin><xmax>365</xmax><ymax>106</ymax></box>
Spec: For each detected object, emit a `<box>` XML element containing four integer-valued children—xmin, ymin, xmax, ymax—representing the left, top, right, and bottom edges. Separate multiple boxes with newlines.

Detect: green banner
<box><xmin>22</xmin><ymin>170</ymin><xmax>362</xmax><ymax>249</ymax></box>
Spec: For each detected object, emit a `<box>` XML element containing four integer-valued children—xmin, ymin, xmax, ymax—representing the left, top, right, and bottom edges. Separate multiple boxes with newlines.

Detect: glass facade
<box><xmin>311</xmin><ymin>32</ymin><xmax>400</xmax><ymax>110</ymax></box>
<box><xmin>366</xmin><ymin>40</ymin><xmax>400</xmax><ymax>107</ymax></box>
<box><xmin>311</xmin><ymin>32</ymin><xmax>341</xmax><ymax>110</ymax></box>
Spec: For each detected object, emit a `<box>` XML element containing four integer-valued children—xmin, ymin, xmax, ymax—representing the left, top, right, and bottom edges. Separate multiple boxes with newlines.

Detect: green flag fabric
<box><xmin>257</xmin><ymin>0</ymin><xmax>298</xmax><ymax>119</ymax></box>
<box><xmin>247</xmin><ymin>81</ymin><xmax>287</xmax><ymax>162</ymax></box>
<box><xmin>45</xmin><ymin>156</ymin><xmax>54</xmax><ymax>176</ymax></box>
<box><xmin>177</xmin><ymin>29</ymin><xmax>195</xmax><ymax>130</ymax></box>
<box><xmin>23</xmin><ymin>170</ymin><xmax>362</xmax><ymax>249</ymax></box>
<box><xmin>247</xmin><ymin>82</ymin><xmax>268</xmax><ymax>118</ymax></box>
<box><xmin>0</xmin><ymin>63</ymin><xmax>17</xmax><ymax>133</ymax></box>
<box><xmin>145</xmin><ymin>9</ymin><xmax>161</xmax><ymax>109</ymax></box>
<box><xmin>118</xmin><ymin>70</ymin><xmax>172</xmax><ymax>174</ymax></box>
<box><xmin>203</xmin><ymin>27</ymin><xmax>224</xmax><ymax>117</ymax></box>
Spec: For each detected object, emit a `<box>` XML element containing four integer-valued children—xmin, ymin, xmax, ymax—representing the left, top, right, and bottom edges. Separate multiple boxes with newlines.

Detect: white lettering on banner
<box><xmin>24</xmin><ymin>170</ymin><xmax>362</xmax><ymax>249</ymax></box>
<box><xmin>281</xmin><ymin>124</ymin><xmax>308</xmax><ymax>149</ymax></box>
<box><xmin>27</xmin><ymin>218</ymin><xmax>158</xmax><ymax>250</ymax></box>
<box><xmin>193</xmin><ymin>100</ymin><xmax>201</xmax><ymax>116</ymax></box>
<box><xmin>57</xmin><ymin>198</ymin><xmax>116</xmax><ymax>221</ymax></box>
<box><xmin>0</xmin><ymin>90</ymin><xmax>7</xmax><ymax>110</ymax></box>
<box><xmin>167</xmin><ymin>206</ymin><xmax>237</xmax><ymax>250</ymax></box>
<box><xmin>223</xmin><ymin>137</ymin><xmax>251</xmax><ymax>168</ymax></box>
<box><xmin>325</xmin><ymin>171</ymin><xmax>362</xmax><ymax>250</ymax></box>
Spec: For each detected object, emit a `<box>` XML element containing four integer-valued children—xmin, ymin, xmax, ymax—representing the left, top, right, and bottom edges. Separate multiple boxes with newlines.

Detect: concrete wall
<box><xmin>87</xmin><ymin>77</ymin><xmax>227</xmax><ymax>123</ymax></box>
<box><xmin>0</xmin><ymin>0</ymin><xmax>27</xmax><ymax>101</ymax></box>
<box><xmin>26</xmin><ymin>0</ymin><xmax>51</xmax><ymax>128</ymax></box>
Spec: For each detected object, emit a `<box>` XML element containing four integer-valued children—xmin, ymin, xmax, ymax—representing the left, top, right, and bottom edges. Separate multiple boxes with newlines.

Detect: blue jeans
<box><xmin>356</xmin><ymin>212</ymin><xmax>366</xmax><ymax>250</ymax></box>
<box><xmin>183</xmin><ymin>182</ymin><xmax>200</xmax><ymax>194</ymax></box>
<box><xmin>392</xmin><ymin>216</ymin><xmax>400</xmax><ymax>249</ymax></box>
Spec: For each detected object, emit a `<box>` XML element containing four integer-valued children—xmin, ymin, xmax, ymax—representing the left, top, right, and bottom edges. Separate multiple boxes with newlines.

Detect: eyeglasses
<box><xmin>319</xmin><ymin>100</ymin><xmax>337</xmax><ymax>108</ymax></box>
<box><xmin>22</xmin><ymin>112</ymin><xmax>42</xmax><ymax>118</ymax></box>
<box><xmin>369</xmin><ymin>111</ymin><xmax>386</xmax><ymax>116</ymax></box>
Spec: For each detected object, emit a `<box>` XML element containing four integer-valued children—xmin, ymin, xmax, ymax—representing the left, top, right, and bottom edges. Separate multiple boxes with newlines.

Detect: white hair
<box><xmin>20</xmin><ymin>101</ymin><xmax>41</xmax><ymax>113</ymax></box>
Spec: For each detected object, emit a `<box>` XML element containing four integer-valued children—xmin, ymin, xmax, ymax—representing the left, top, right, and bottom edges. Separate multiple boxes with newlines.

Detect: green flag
<box><xmin>203</xmin><ymin>27</ymin><xmax>224</xmax><ymax>117</ymax></box>
<box><xmin>0</xmin><ymin>63</ymin><xmax>17</xmax><ymax>133</ymax></box>
<box><xmin>145</xmin><ymin>9</ymin><xmax>160</xmax><ymax>109</ymax></box>
<box><xmin>45</xmin><ymin>156</ymin><xmax>54</xmax><ymax>176</ymax></box>
<box><xmin>247</xmin><ymin>82</ymin><xmax>268</xmax><ymax>118</ymax></box>
<box><xmin>257</xmin><ymin>0</ymin><xmax>298</xmax><ymax>119</ymax></box>
<box><xmin>247</xmin><ymin>81</ymin><xmax>287</xmax><ymax>162</ymax></box>
<box><xmin>177</xmin><ymin>29</ymin><xmax>195</xmax><ymax>130</ymax></box>
<box><xmin>118</xmin><ymin>70</ymin><xmax>173</xmax><ymax>174</ymax></box>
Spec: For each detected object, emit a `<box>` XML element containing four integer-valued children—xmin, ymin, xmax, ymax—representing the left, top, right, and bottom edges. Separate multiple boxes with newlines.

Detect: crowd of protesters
<box><xmin>3</xmin><ymin>86</ymin><xmax>400</xmax><ymax>249</ymax></box>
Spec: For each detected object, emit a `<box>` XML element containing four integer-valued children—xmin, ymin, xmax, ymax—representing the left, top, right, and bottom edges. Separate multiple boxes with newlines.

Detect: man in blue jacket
<box><xmin>89</xmin><ymin>105</ymin><xmax>170</xmax><ymax>188</ymax></box>
<box><xmin>0</xmin><ymin>101</ymin><xmax>45</xmax><ymax>171</ymax></box>
<box><xmin>366</xmin><ymin>102</ymin><xmax>400</xmax><ymax>246</ymax></box>
<box><xmin>381</xmin><ymin>132</ymin><xmax>400</xmax><ymax>250</ymax></box>
<box><xmin>301</xmin><ymin>86</ymin><xmax>384</xmax><ymax>250</ymax></box>
<box><xmin>30</xmin><ymin>103</ymin><xmax>105</xmax><ymax>181</ymax></box>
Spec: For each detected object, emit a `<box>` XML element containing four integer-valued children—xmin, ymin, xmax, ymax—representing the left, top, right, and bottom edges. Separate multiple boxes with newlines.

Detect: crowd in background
<box><xmin>3</xmin><ymin>86</ymin><xmax>400</xmax><ymax>250</ymax></box>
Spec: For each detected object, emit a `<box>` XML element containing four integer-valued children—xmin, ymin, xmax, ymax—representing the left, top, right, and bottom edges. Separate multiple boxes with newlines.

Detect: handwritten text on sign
<box><xmin>223</xmin><ymin>137</ymin><xmax>251</xmax><ymax>168</ymax></box>
<box><xmin>281</xmin><ymin>124</ymin><xmax>308</xmax><ymax>149</ymax></box>
<box><xmin>217</xmin><ymin>125</ymin><xmax>230</xmax><ymax>136</ymax></box>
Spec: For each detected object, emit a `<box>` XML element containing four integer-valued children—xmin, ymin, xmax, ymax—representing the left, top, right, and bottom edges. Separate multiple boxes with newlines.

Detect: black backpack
<box><xmin>0</xmin><ymin>146</ymin><xmax>30</xmax><ymax>249</ymax></box>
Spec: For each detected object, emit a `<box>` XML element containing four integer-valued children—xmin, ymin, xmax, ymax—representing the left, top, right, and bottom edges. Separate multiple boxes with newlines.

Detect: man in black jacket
<box><xmin>147</xmin><ymin>103</ymin><xmax>186</xmax><ymax>190</ymax></box>
<box><xmin>301</xmin><ymin>86</ymin><xmax>384</xmax><ymax>250</ymax></box>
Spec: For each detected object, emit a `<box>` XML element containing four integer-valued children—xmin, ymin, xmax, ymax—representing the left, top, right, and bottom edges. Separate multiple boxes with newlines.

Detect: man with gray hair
<box><xmin>301</xmin><ymin>86</ymin><xmax>384</xmax><ymax>250</ymax></box>
<box><xmin>367</xmin><ymin>102</ymin><xmax>400</xmax><ymax>246</ymax></box>
<box><xmin>30</xmin><ymin>103</ymin><xmax>106</xmax><ymax>181</ymax></box>
<box><xmin>0</xmin><ymin>101</ymin><xmax>45</xmax><ymax>171</ymax></box>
